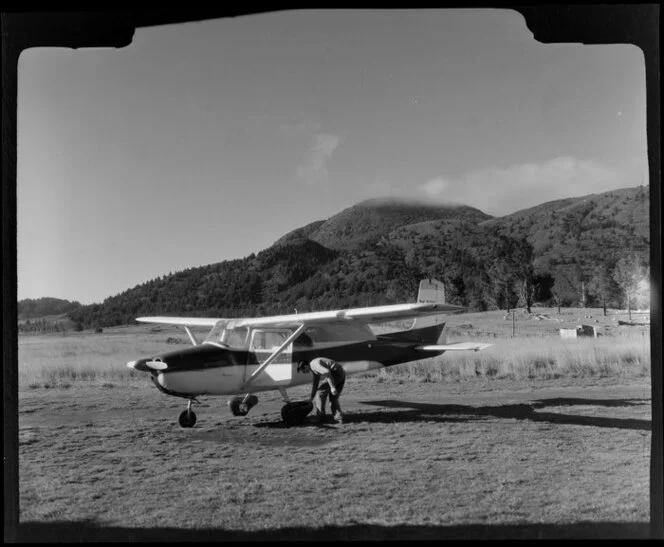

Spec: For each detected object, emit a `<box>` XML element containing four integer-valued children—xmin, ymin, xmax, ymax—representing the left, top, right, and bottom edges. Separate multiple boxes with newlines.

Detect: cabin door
<box><xmin>247</xmin><ymin>328</ymin><xmax>294</xmax><ymax>385</ymax></box>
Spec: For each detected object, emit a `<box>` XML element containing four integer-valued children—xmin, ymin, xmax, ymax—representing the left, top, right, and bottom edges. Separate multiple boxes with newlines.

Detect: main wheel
<box><xmin>229</xmin><ymin>397</ymin><xmax>250</xmax><ymax>416</ymax></box>
<box><xmin>178</xmin><ymin>409</ymin><xmax>197</xmax><ymax>428</ymax></box>
<box><xmin>281</xmin><ymin>401</ymin><xmax>313</xmax><ymax>427</ymax></box>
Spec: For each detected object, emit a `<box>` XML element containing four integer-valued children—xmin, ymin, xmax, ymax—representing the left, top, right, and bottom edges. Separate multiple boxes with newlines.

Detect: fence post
<box><xmin>512</xmin><ymin>311</ymin><xmax>515</xmax><ymax>338</ymax></box>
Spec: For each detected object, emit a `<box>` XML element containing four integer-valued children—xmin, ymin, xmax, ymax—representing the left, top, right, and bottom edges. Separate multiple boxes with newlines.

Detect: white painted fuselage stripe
<box><xmin>156</xmin><ymin>360</ymin><xmax>385</xmax><ymax>396</ymax></box>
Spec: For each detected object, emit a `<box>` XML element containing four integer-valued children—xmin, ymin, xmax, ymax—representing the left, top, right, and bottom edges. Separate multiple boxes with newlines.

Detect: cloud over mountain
<box><xmin>418</xmin><ymin>157</ymin><xmax>629</xmax><ymax>216</ymax></box>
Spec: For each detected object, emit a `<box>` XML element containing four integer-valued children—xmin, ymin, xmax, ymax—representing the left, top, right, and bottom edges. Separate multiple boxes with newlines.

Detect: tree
<box><xmin>446</xmin><ymin>275</ymin><xmax>467</xmax><ymax>307</ymax></box>
<box><xmin>516</xmin><ymin>277</ymin><xmax>535</xmax><ymax>313</ymax></box>
<box><xmin>551</xmin><ymin>273</ymin><xmax>577</xmax><ymax>312</ymax></box>
<box><xmin>587</xmin><ymin>264</ymin><xmax>619</xmax><ymax>316</ymax></box>
<box><xmin>486</xmin><ymin>258</ymin><xmax>513</xmax><ymax>311</ymax></box>
<box><xmin>612</xmin><ymin>255</ymin><xmax>648</xmax><ymax>320</ymax></box>
<box><xmin>532</xmin><ymin>273</ymin><xmax>554</xmax><ymax>303</ymax></box>
<box><xmin>568</xmin><ymin>263</ymin><xmax>587</xmax><ymax>307</ymax></box>
<box><xmin>513</xmin><ymin>247</ymin><xmax>535</xmax><ymax>313</ymax></box>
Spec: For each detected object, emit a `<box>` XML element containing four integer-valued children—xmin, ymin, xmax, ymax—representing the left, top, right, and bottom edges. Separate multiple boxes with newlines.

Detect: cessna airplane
<box><xmin>127</xmin><ymin>279</ymin><xmax>490</xmax><ymax>427</ymax></box>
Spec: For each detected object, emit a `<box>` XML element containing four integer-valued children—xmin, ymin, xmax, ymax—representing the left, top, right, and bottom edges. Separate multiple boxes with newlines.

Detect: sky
<box><xmin>17</xmin><ymin>9</ymin><xmax>648</xmax><ymax>304</ymax></box>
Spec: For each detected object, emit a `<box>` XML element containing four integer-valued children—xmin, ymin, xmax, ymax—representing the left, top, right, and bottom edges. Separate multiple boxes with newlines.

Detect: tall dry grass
<box><xmin>18</xmin><ymin>329</ymin><xmax>651</xmax><ymax>389</ymax></box>
<box><xmin>378</xmin><ymin>331</ymin><xmax>650</xmax><ymax>382</ymax></box>
<box><xmin>18</xmin><ymin>332</ymin><xmax>189</xmax><ymax>389</ymax></box>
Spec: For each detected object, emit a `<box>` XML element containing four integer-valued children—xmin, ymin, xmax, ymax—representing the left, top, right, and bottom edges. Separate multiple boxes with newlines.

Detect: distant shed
<box><xmin>560</xmin><ymin>324</ymin><xmax>599</xmax><ymax>339</ymax></box>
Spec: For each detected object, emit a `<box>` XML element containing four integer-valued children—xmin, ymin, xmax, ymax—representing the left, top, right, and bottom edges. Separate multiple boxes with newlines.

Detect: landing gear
<box><xmin>281</xmin><ymin>401</ymin><xmax>314</xmax><ymax>427</ymax></box>
<box><xmin>229</xmin><ymin>394</ymin><xmax>258</xmax><ymax>416</ymax></box>
<box><xmin>278</xmin><ymin>388</ymin><xmax>312</xmax><ymax>427</ymax></box>
<box><xmin>178</xmin><ymin>399</ymin><xmax>198</xmax><ymax>428</ymax></box>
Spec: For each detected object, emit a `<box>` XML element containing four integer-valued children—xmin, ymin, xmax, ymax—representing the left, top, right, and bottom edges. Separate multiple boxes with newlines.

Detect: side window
<box><xmin>266</xmin><ymin>331</ymin><xmax>288</xmax><ymax>349</ymax></box>
<box><xmin>252</xmin><ymin>330</ymin><xmax>289</xmax><ymax>350</ymax></box>
<box><xmin>252</xmin><ymin>331</ymin><xmax>266</xmax><ymax>350</ymax></box>
<box><xmin>251</xmin><ymin>329</ymin><xmax>292</xmax><ymax>363</ymax></box>
<box><xmin>302</xmin><ymin>328</ymin><xmax>318</xmax><ymax>344</ymax></box>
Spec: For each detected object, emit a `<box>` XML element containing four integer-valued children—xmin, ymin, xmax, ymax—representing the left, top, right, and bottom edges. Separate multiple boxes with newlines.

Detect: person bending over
<box><xmin>307</xmin><ymin>357</ymin><xmax>346</xmax><ymax>424</ymax></box>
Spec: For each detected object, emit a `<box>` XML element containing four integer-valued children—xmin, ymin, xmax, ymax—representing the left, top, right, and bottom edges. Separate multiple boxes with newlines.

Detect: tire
<box><xmin>178</xmin><ymin>410</ymin><xmax>197</xmax><ymax>428</ymax></box>
<box><xmin>229</xmin><ymin>397</ymin><xmax>249</xmax><ymax>416</ymax></box>
<box><xmin>281</xmin><ymin>401</ymin><xmax>313</xmax><ymax>427</ymax></box>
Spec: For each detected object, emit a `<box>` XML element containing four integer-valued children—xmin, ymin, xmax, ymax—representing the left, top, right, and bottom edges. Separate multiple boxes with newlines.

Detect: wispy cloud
<box><xmin>419</xmin><ymin>176</ymin><xmax>451</xmax><ymax>196</ymax></box>
<box><xmin>418</xmin><ymin>156</ymin><xmax>629</xmax><ymax>215</ymax></box>
<box><xmin>297</xmin><ymin>133</ymin><xmax>341</xmax><ymax>185</ymax></box>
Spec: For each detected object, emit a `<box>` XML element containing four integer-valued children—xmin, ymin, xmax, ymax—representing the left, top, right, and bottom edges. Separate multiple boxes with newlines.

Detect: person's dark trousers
<box><xmin>314</xmin><ymin>366</ymin><xmax>346</xmax><ymax>422</ymax></box>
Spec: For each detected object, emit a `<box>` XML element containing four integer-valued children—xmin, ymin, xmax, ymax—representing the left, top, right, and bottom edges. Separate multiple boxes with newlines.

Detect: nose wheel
<box><xmin>178</xmin><ymin>399</ymin><xmax>198</xmax><ymax>428</ymax></box>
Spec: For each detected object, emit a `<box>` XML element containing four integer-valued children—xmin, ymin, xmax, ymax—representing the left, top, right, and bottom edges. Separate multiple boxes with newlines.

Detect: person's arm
<box><xmin>326</xmin><ymin>375</ymin><xmax>338</xmax><ymax>396</ymax></box>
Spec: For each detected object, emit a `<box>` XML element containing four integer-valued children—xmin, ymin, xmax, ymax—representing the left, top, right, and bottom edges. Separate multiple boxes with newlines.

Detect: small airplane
<box><xmin>127</xmin><ymin>278</ymin><xmax>491</xmax><ymax>427</ymax></box>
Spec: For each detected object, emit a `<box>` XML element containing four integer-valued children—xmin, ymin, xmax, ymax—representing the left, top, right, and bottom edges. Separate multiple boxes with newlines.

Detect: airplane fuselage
<box><xmin>131</xmin><ymin>329</ymin><xmax>443</xmax><ymax>398</ymax></box>
<box><xmin>125</xmin><ymin>279</ymin><xmax>491</xmax><ymax>427</ymax></box>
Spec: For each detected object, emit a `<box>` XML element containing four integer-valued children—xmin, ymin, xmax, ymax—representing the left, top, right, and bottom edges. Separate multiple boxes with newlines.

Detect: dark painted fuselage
<box><xmin>131</xmin><ymin>323</ymin><xmax>445</xmax><ymax>397</ymax></box>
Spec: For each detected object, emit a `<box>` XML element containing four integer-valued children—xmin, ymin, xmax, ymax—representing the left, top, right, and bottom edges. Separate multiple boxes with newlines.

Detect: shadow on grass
<box><xmin>16</xmin><ymin>519</ymin><xmax>651</xmax><ymax>541</ymax></box>
<box><xmin>531</xmin><ymin>397</ymin><xmax>650</xmax><ymax>409</ymax></box>
<box><xmin>247</xmin><ymin>398</ymin><xmax>651</xmax><ymax>431</ymax></box>
<box><xmin>356</xmin><ymin>399</ymin><xmax>651</xmax><ymax>431</ymax></box>
<box><xmin>252</xmin><ymin>419</ymin><xmax>338</xmax><ymax>430</ymax></box>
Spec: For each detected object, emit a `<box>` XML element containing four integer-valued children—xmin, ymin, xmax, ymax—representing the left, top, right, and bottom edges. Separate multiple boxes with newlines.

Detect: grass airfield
<box><xmin>16</xmin><ymin>307</ymin><xmax>652</xmax><ymax>540</ymax></box>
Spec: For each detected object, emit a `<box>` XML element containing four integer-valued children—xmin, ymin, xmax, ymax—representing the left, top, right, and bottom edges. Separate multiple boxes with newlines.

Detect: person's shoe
<box><xmin>316</xmin><ymin>412</ymin><xmax>326</xmax><ymax>425</ymax></box>
<box><xmin>333</xmin><ymin>412</ymin><xmax>343</xmax><ymax>424</ymax></box>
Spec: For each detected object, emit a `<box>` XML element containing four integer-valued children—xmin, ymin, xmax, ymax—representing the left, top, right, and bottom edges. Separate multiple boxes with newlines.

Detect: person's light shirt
<box><xmin>310</xmin><ymin>357</ymin><xmax>340</xmax><ymax>394</ymax></box>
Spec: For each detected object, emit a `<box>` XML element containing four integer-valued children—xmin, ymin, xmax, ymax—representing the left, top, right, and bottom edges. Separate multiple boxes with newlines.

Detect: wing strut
<box><xmin>184</xmin><ymin>326</ymin><xmax>199</xmax><ymax>346</ymax></box>
<box><xmin>240</xmin><ymin>323</ymin><xmax>307</xmax><ymax>391</ymax></box>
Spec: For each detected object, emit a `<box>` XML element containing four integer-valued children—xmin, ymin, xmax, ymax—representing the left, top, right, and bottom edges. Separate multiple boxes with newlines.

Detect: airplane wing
<box><xmin>234</xmin><ymin>302</ymin><xmax>466</xmax><ymax>328</ymax></box>
<box><xmin>136</xmin><ymin>302</ymin><xmax>465</xmax><ymax>330</ymax></box>
<box><xmin>136</xmin><ymin>317</ymin><xmax>222</xmax><ymax>328</ymax></box>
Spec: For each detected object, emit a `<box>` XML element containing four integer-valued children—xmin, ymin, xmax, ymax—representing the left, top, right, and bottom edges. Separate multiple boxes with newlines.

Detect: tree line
<box><xmin>65</xmin><ymin>226</ymin><xmax>650</xmax><ymax>330</ymax></box>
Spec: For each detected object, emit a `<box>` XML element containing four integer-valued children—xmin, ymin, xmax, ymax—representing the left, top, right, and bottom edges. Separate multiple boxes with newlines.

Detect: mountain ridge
<box><xmin>18</xmin><ymin>297</ymin><xmax>82</xmax><ymax>320</ymax></box>
<box><xmin>275</xmin><ymin>198</ymin><xmax>493</xmax><ymax>251</ymax></box>
<box><xmin>21</xmin><ymin>185</ymin><xmax>650</xmax><ymax>329</ymax></box>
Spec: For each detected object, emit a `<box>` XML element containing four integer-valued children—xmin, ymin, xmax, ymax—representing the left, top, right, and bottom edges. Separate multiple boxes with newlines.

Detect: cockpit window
<box><xmin>205</xmin><ymin>321</ymin><xmax>227</xmax><ymax>344</ymax></box>
<box><xmin>204</xmin><ymin>321</ymin><xmax>248</xmax><ymax>349</ymax></box>
<box><xmin>251</xmin><ymin>330</ymin><xmax>290</xmax><ymax>351</ymax></box>
<box><xmin>221</xmin><ymin>327</ymin><xmax>249</xmax><ymax>348</ymax></box>
<box><xmin>249</xmin><ymin>329</ymin><xmax>293</xmax><ymax>364</ymax></box>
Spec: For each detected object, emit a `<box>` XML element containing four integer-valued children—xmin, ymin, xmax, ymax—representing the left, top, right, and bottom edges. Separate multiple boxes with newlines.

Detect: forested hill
<box><xmin>480</xmin><ymin>186</ymin><xmax>649</xmax><ymax>292</ymax></box>
<box><xmin>18</xmin><ymin>297</ymin><xmax>81</xmax><ymax>320</ymax></box>
<box><xmin>54</xmin><ymin>185</ymin><xmax>649</xmax><ymax>328</ymax></box>
<box><xmin>275</xmin><ymin>198</ymin><xmax>492</xmax><ymax>250</ymax></box>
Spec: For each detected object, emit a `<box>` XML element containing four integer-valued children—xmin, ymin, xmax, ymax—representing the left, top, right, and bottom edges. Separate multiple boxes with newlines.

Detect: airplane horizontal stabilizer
<box><xmin>416</xmin><ymin>342</ymin><xmax>492</xmax><ymax>352</ymax></box>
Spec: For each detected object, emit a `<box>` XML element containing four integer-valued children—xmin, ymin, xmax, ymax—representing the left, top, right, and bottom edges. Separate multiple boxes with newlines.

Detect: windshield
<box><xmin>222</xmin><ymin>327</ymin><xmax>249</xmax><ymax>348</ymax></box>
<box><xmin>204</xmin><ymin>320</ymin><xmax>249</xmax><ymax>349</ymax></box>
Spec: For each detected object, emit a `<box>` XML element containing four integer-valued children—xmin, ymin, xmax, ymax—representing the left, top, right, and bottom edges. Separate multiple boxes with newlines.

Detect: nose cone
<box><xmin>127</xmin><ymin>344</ymin><xmax>226</xmax><ymax>373</ymax></box>
<box><xmin>127</xmin><ymin>358</ymin><xmax>150</xmax><ymax>372</ymax></box>
<box><xmin>127</xmin><ymin>357</ymin><xmax>167</xmax><ymax>372</ymax></box>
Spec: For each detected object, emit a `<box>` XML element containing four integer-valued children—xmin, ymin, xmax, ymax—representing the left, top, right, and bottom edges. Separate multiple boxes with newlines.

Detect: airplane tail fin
<box><xmin>416</xmin><ymin>278</ymin><xmax>446</xmax><ymax>306</ymax></box>
<box><xmin>408</xmin><ymin>278</ymin><xmax>447</xmax><ymax>342</ymax></box>
<box><xmin>374</xmin><ymin>278</ymin><xmax>452</xmax><ymax>343</ymax></box>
